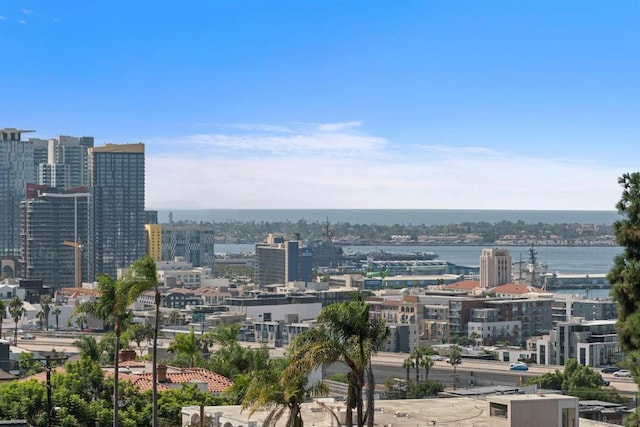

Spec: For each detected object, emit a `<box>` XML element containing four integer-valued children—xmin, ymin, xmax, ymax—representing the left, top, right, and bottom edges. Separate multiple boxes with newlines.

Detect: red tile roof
<box><xmin>22</xmin><ymin>363</ymin><xmax>232</xmax><ymax>395</ymax></box>
<box><xmin>131</xmin><ymin>367</ymin><xmax>232</xmax><ymax>394</ymax></box>
<box><xmin>490</xmin><ymin>283</ymin><xmax>547</xmax><ymax>295</ymax></box>
<box><xmin>442</xmin><ymin>280</ymin><xmax>481</xmax><ymax>291</ymax></box>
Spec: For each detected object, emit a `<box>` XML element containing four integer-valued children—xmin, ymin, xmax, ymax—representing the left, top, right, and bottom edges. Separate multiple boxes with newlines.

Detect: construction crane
<box><xmin>62</xmin><ymin>240</ymin><xmax>83</xmax><ymax>288</ymax></box>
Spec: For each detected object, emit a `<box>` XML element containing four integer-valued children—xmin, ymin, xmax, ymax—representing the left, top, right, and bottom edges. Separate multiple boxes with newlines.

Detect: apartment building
<box><xmin>536</xmin><ymin>318</ymin><xmax>623</xmax><ymax>367</ymax></box>
<box><xmin>21</xmin><ymin>184</ymin><xmax>90</xmax><ymax>287</ymax></box>
<box><xmin>255</xmin><ymin>234</ymin><xmax>312</xmax><ymax>286</ymax></box>
<box><xmin>162</xmin><ymin>223</ymin><xmax>215</xmax><ymax>267</ymax></box>
<box><xmin>88</xmin><ymin>143</ymin><xmax>146</xmax><ymax>280</ymax></box>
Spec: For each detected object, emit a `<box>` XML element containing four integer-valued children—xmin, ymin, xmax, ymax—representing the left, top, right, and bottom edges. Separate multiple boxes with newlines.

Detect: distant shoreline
<box><xmin>158</xmin><ymin>208</ymin><xmax>621</xmax><ymax>226</ymax></box>
<box><xmin>331</xmin><ymin>242</ymin><xmax>618</xmax><ymax>248</ymax></box>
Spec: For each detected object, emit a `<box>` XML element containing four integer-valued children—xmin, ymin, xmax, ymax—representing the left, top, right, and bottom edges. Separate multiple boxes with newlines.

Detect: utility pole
<box><xmin>42</xmin><ymin>354</ymin><xmax>68</xmax><ymax>427</ymax></box>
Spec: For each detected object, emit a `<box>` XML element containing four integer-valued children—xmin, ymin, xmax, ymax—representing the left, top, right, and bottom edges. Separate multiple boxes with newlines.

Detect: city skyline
<box><xmin>2</xmin><ymin>1</ymin><xmax>638</xmax><ymax>210</ymax></box>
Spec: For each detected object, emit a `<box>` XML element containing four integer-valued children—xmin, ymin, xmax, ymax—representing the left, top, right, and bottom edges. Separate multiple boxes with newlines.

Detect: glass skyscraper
<box><xmin>88</xmin><ymin>143</ymin><xmax>146</xmax><ymax>280</ymax></box>
<box><xmin>0</xmin><ymin>128</ymin><xmax>36</xmax><ymax>264</ymax></box>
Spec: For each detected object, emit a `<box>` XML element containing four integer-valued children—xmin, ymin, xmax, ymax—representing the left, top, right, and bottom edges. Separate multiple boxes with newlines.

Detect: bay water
<box><xmin>215</xmin><ymin>243</ymin><xmax>622</xmax><ymax>300</ymax></box>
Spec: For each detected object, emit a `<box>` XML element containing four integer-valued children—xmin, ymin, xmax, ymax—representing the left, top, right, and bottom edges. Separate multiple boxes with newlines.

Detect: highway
<box><xmin>12</xmin><ymin>335</ymin><xmax>638</xmax><ymax>396</ymax></box>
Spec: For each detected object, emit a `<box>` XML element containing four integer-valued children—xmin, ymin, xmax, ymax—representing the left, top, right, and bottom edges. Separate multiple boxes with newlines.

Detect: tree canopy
<box><xmin>527</xmin><ymin>358</ymin><xmax>623</xmax><ymax>403</ymax></box>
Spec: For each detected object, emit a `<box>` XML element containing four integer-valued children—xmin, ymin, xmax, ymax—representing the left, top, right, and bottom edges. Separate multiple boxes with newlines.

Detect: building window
<box><xmin>562</xmin><ymin>407</ymin><xmax>576</xmax><ymax>427</ymax></box>
<box><xmin>490</xmin><ymin>402</ymin><xmax>508</xmax><ymax>418</ymax></box>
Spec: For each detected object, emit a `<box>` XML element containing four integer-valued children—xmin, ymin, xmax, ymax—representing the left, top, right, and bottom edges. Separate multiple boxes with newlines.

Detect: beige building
<box><xmin>480</xmin><ymin>248</ymin><xmax>512</xmax><ymax>288</ymax></box>
<box><xmin>184</xmin><ymin>394</ymin><xmax>595</xmax><ymax>427</ymax></box>
<box><xmin>488</xmin><ymin>393</ymin><xmax>578</xmax><ymax>427</ymax></box>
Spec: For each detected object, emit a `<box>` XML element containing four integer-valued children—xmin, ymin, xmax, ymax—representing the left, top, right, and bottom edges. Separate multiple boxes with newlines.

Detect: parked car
<box><xmin>614</xmin><ymin>370</ymin><xmax>631</xmax><ymax>377</ymax></box>
<box><xmin>430</xmin><ymin>355</ymin><xmax>444</xmax><ymax>361</ymax></box>
<box><xmin>601</xmin><ymin>366</ymin><xmax>621</xmax><ymax>374</ymax></box>
<box><xmin>20</xmin><ymin>334</ymin><xmax>36</xmax><ymax>340</ymax></box>
<box><xmin>509</xmin><ymin>362</ymin><xmax>528</xmax><ymax>371</ymax></box>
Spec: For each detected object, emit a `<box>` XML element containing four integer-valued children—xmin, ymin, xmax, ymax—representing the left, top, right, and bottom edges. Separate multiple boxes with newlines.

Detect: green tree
<box><xmin>168</xmin><ymin>310</ymin><xmax>180</xmax><ymax>326</ymax></box>
<box><xmin>0</xmin><ymin>378</ymin><xmax>47</xmax><ymax>425</ymax></box>
<box><xmin>40</xmin><ymin>295</ymin><xmax>52</xmax><ymax>331</ymax></box>
<box><xmin>527</xmin><ymin>358</ymin><xmax>623</xmax><ymax>403</ymax></box>
<box><xmin>409</xmin><ymin>346</ymin><xmax>423</xmax><ymax>384</ymax></box>
<box><xmin>243</xmin><ymin>358</ymin><xmax>326</xmax><ymax>427</ymax></box>
<box><xmin>19</xmin><ymin>352</ymin><xmax>44</xmax><ymax>377</ymax></box>
<box><xmin>74</xmin><ymin>335</ymin><xmax>102</xmax><ymax>362</ymax></box>
<box><xmin>401</xmin><ymin>357</ymin><xmax>412</xmax><ymax>397</ymax></box>
<box><xmin>167</xmin><ymin>327</ymin><xmax>201</xmax><ymax>368</ymax></box>
<box><xmin>8</xmin><ymin>296</ymin><xmax>23</xmax><ymax>344</ymax></box>
<box><xmin>74</xmin><ymin>313</ymin><xmax>87</xmax><ymax>330</ymax></box>
<box><xmin>75</xmin><ymin>274</ymin><xmax>131</xmax><ymax>427</ymax></box>
<box><xmin>609</xmin><ymin>173</ymin><xmax>640</xmax><ymax>378</ymax></box>
<box><xmin>51</xmin><ymin>307</ymin><xmax>61</xmax><ymax>331</ymax></box>
<box><xmin>420</xmin><ymin>346</ymin><xmax>438</xmax><ymax>381</ymax></box>
<box><xmin>288</xmin><ymin>299</ymin><xmax>389</xmax><ymax>427</ymax></box>
<box><xmin>407</xmin><ymin>379</ymin><xmax>445</xmax><ymax>398</ymax></box>
<box><xmin>36</xmin><ymin>310</ymin><xmax>45</xmax><ymax>331</ymax></box>
<box><xmin>127</xmin><ymin>255</ymin><xmax>161</xmax><ymax>427</ymax></box>
<box><xmin>448</xmin><ymin>346</ymin><xmax>462</xmax><ymax>390</ymax></box>
<box><xmin>129</xmin><ymin>321</ymin><xmax>154</xmax><ymax>357</ymax></box>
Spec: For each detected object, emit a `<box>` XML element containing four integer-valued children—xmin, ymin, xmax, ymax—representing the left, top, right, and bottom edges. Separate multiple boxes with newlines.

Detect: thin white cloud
<box><xmin>227</xmin><ymin>123</ymin><xmax>294</xmax><ymax>133</ymax></box>
<box><xmin>0</xmin><ymin>16</ymin><xmax>6</xmax><ymax>21</ymax></box>
<box><xmin>144</xmin><ymin>121</ymin><xmax>624</xmax><ymax>210</ymax></box>
<box><xmin>185</xmin><ymin>132</ymin><xmax>386</xmax><ymax>154</ymax></box>
<box><xmin>316</xmin><ymin>121</ymin><xmax>362</xmax><ymax>132</ymax></box>
<box><xmin>21</xmin><ymin>9</ymin><xmax>31</xmax><ymax>15</ymax></box>
<box><xmin>18</xmin><ymin>19</ymin><xmax>27</xmax><ymax>24</ymax></box>
<box><xmin>420</xmin><ymin>145</ymin><xmax>497</xmax><ymax>155</ymax></box>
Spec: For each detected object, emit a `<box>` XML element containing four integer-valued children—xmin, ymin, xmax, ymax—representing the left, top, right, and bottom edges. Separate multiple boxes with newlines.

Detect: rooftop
<box><xmin>184</xmin><ymin>396</ymin><xmax>618</xmax><ymax>427</ymax></box>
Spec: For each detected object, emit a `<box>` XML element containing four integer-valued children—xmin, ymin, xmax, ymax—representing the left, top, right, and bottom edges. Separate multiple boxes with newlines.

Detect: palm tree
<box><xmin>168</xmin><ymin>310</ymin><xmax>180</xmax><ymax>326</ymax></box>
<box><xmin>167</xmin><ymin>327</ymin><xmax>200</xmax><ymax>368</ymax></box>
<box><xmin>75</xmin><ymin>313</ymin><xmax>87</xmax><ymax>330</ymax></box>
<box><xmin>244</xmin><ymin>357</ymin><xmax>327</xmax><ymax>427</ymax></box>
<box><xmin>410</xmin><ymin>347</ymin><xmax>423</xmax><ymax>384</ymax></box>
<box><xmin>40</xmin><ymin>295</ymin><xmax>52</xmax><ymax>331</ymax></box>
<box><xmin>76</xmin><ymin>274</ymin><xmax>131</xmax><ymax>427</ymax></box>
<box><xmin>448</xmin><ymin>345</ymin><xmax>462</xmax><ymax>390</ymax></box>
<box><xmin>8</xmin><ymin>296</ymin><xmax>23</xmax><ymax>344</ymax></box>
<box><xmin>420</xmin><ymin>346</ymin><xmax>438</xmax><ymax>381</ymax></box>
<box><xmin>127</xmin><ymin>255</ymin><xmax>160</xmax><ymax>427</ymax></box>
<box><xmin>36</xmin><ymin>310</ymin><xmax>45</xmax><ymax>330</ymax></box>
<box><xmin>0</xmin><ymin>299</ymin><xmax>5</xmax><ymax>339</ymax></box>
<box><xmin>401</xmin><ymin>357</ymin><xmax>413</xmax><ymax>397</ymax></box>
<box><xmin>51</xmin><ymin>307</ymin><xmax>61</xmax><ymax>331</ymax></box>
<box><xmin>289</xmin><ymin>299</ymin><xmax>389</xmax><ymax>427</ymax></box>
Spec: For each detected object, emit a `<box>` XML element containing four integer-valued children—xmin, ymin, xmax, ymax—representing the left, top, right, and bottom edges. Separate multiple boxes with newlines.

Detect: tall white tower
<box><xmin>480</xmin><ymin>248</ymin><xmax>512</xmax><ymax>288</ymax></box>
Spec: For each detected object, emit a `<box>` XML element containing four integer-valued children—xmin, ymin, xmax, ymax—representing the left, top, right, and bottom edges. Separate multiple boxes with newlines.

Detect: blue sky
<box><xmin>1</xmin><ymin>1</ymin><xmax>638</xmax><ymax>210</ymax></box>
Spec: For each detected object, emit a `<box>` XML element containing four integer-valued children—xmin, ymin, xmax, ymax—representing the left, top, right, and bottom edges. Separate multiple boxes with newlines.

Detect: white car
<box><xmin>614</xmin><ymin>370</ymin><xmax>631</xmax><ymax>377</ymax></box>
<box><xmin>430</xmin><ymin>355</ymin><xmax>444</xmax><ymax>361</ymax></box>
<box><xmin>20</xmin><ymin>334</ymin><xmax>36</xmax><ymax>340</ymax></box>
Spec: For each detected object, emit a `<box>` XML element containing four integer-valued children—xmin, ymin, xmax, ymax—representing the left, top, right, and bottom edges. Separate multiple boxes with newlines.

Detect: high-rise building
<box><xmin>21</xmin><ymin>184</ymin><xmax>90</xmax><ymax>287</ymax></box>
<box><xmin>0</xmin><ymin>128</ymin><xmax>36</xmax><ymax>262</ymax></box>
<box><xmin>162</xmin><ymin>223</ymin><xmax>215</xmax><ymax>267</ymax></box>
<box><xmin>255</xmin><ymin>234</ymin><xmax>313</xmax><ymax>286</ymax></box>
<box><xmin>145</xmin><ymin>224</ymin><xmax>163</xmax><ymax>261</ymax></box>
<box><xmin>35</xmin><ymin>135</ymin><xmax>94</xmax><ymax>189</ymax></box>
<box><xmin>480</xmin><ymin>248</ymin><xmax>512</xmax><ymax>288</ymax></box>
<box><xmin>88</xmin><ymin>143</ymin><xmax>146</xmax><ymax>280</ymax></box>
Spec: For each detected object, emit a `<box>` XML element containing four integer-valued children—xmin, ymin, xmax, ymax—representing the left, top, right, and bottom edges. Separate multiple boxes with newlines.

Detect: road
<box><xmin>13</xmin><ymin>335</ymin><xmax>639</xmax><ymax>396</ymax></box>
